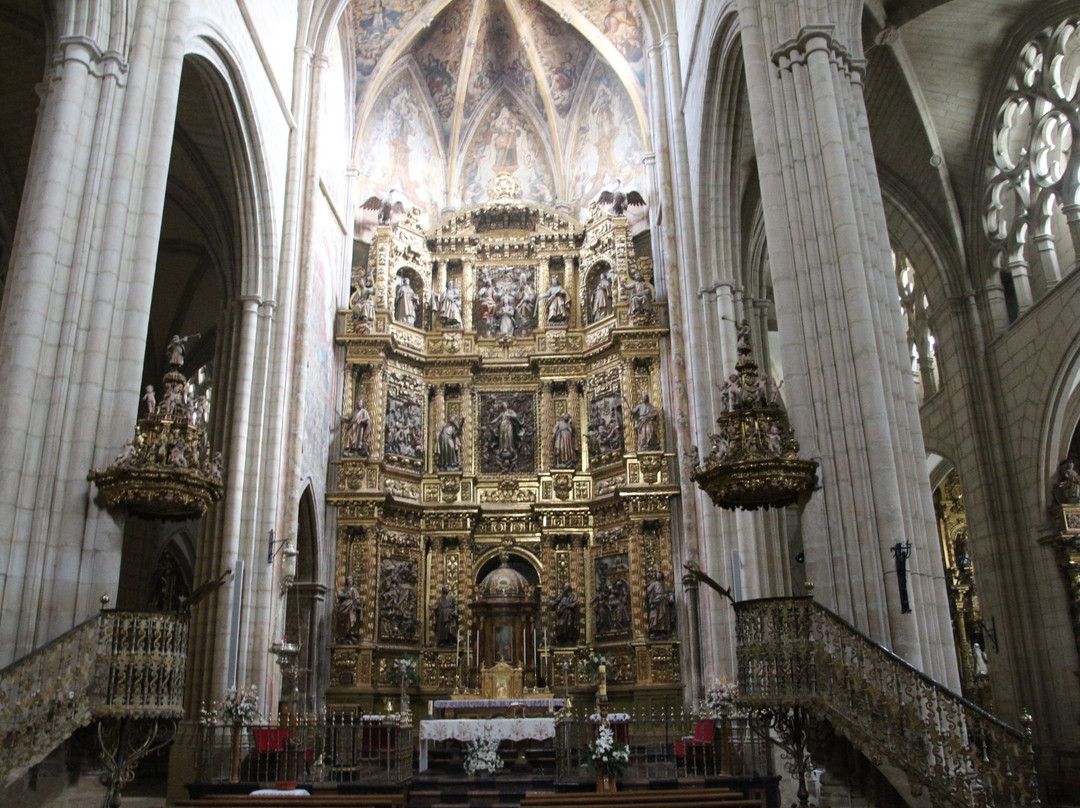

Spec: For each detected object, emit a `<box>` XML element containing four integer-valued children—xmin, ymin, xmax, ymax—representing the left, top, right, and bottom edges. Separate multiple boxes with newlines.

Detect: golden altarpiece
<box><xmin>326</xmin><ymin>178</ymin><xmax>680</xmax><ymax>715</ymax></box>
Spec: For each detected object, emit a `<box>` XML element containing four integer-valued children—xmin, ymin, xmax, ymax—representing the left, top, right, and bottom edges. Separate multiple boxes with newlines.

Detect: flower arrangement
<box><xmin>580</xmin><ymin>652</ymin><xmax>610</xmax><ymax>680</ymax></box>
<box><xmin>464</xmin><ymin>738</ymin><xmax>504</xmax><ymax>776</ymax></box>
<box><xmin>582</xmin><ymin>723</ymin><xmax>630</xmax><ymax>778</ymax></box>
<box><xmin>392</xmin><ymin>656</ymin><xmax>418</xmax><ymax>685</ymax></box>
<box><xmin>704</xmin><ymin>676</ymin><xmax>739</xmax><ymax>716</ymax></box>
<box><xmin>219</xmin><ymin>684</ymin><xmax>260</xmax><ymax>725</ymax></box>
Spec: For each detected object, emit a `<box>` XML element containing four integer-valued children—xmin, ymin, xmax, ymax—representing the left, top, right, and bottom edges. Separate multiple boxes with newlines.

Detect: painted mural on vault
<box><xmin>460</xmin><ymin>98</ymin><xmax>555</xmax><ymax>205</ymax></box>
<box><xmin>519</xmin><ymin>0</ymin><xmax>594</xmax><ymax>119</ymax></box>
<box><xmin>356</xmin><ymin>78</ymin><xmax>444</xmax><ymax>218</ymax></box>
<box><xmin>569</xmin><ymin>62</ymin><xmax>646</xmax><ymax>205</ymax></box>
<box><xmin>462</xmin><ymin>1</ymin><xmax>543</xmax><ymax>122</ymax></box>
<box><xmin>574</xmin><ymin>0</ymin><xmax>646</xmax><ymax>85</ymax></box>
<box><xmin>412</xmin><ymin>1</ymin><xmax>470</xmax><ymax>133</ymax></box>
<box><xmin>349</xmin><ymin>0</ymin><xmax>421</xmax><ymax>108</ymax></box>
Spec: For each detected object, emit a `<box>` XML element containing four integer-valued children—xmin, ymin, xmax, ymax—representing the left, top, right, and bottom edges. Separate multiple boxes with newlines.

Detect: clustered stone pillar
<box><xmin>736</xmin><ymin>0</ymin><xmax>958</xmax><ymax>686</ymax></box>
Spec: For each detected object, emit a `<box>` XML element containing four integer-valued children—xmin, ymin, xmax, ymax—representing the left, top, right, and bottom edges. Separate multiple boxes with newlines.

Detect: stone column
<box><xmin>737</xmin><ymin>1</ymin><xmax>957</xmax><ymax>686</ymax></box>
<box><xmin>0</xmin><ymin>0</ymin><xmax>190</xmax><ymax>666</ymax></box>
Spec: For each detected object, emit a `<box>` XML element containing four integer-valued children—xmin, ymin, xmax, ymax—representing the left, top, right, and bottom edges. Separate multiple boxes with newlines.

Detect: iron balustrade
<box><xmin>195</xmin><ymin>714</ymin><xmax>413</xmax><ymax>786</ymax></box>
<box><xmin>734</xmin><ymin>596</ymin><xmax>1038</xmax><ymax>807</ymax></box>
<box><xmin>0</xmin><ymin>609</ymin><xmax>188</xmax><ymax>785</ymax></box>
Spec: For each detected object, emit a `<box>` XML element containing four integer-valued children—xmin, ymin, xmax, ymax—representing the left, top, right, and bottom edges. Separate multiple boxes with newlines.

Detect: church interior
<box><xmin>1</xmin><ymin>0</ymin><xmax>1080</xmax><ymax>806</ymax></box>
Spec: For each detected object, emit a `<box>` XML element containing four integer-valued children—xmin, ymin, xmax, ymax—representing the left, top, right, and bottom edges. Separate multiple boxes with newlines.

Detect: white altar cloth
<box><xmin>418</xmin><ymin>717</ymin><xmax>556</xmax><ymax>772</ymax></box>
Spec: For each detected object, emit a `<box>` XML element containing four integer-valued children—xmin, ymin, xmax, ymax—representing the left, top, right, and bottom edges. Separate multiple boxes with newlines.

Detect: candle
<box><xmin>598</xmin><ymin>663</ymin><xmax>607</xmax><ymax>697</ymax></box>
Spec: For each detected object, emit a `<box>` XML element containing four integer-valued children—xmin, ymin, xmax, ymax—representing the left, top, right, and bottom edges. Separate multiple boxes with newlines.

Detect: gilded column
<box><xmin>540</xmin><ymin>381</ymin><xmax>554</xmax><ymax>470</ymax></box>
<box><xmin>431</xmin><ymin>384</ymin><xmax>446</xmax><ymax>474</ymax></box>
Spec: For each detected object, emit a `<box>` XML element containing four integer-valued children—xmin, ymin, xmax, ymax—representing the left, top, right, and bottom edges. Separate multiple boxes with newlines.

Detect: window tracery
<box><xmin>984</xmin><ymin>18</ymin><xmax>1080</xmax><ymax>320</ymax></box>
<box><xmin>894</xmin><ymin>248</ymin><xmax>938</xmax><ymax>403</ymax></box>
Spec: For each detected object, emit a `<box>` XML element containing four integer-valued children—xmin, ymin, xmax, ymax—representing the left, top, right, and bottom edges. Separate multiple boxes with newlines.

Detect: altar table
<box><xmin>418</xmin><ymin>717</ymin><xmax>557</xmax><ymax>772</ymax></box>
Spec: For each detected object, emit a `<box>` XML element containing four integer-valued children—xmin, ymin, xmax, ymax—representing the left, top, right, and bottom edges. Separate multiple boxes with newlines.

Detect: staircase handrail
<box><xmin>0</xmin><ymin>608</ymin><xmax>188</xmax><ymax>783</ymax></box>
<box><xmin>734</xmin><ymin>596</ymin><xmax>1037</xmax><ymax>807</ymax></box>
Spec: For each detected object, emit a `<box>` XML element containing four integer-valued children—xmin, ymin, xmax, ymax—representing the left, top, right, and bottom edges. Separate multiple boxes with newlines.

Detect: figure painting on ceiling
<box><xmin>480</xmin><ymin>392</ymin><xmax>536</xmax><ymax>474</ymax></box>
<box><xmin>460</xmin><ymin>100</ymin><xmax>554</xmax><ymax>205</ymax></box>
<box><xmin>356</xmin><ymin>81</ymin><xmax>442</xmax><ymax>218</ymax></box>
<box><xmin>474</xmin><ymin>266</ymin><xmax>538</xmax><ymax>338</ymax></box>
<box><xmin>571</xmin><ymin>67</ymin><xmax>646</xmax><ymax>208</ymax></box>
<box><xmin>385</xmin><ymin>396</ymin><xmax>424</xmax><ymax>461</ymax></box>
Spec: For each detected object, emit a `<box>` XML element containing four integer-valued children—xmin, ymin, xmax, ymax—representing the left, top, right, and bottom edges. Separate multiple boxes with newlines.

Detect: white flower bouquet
<box><xmin>464</xmin><ymin>738</ymin><xmax>504</xmax><ymax>776</ymax></box>
<box><xmin>393</xmin><ymin>656</ymin><xmax>418</xmax><ymax>685</ymax></box>
<box><xmin>580</xmin><ymin>652</ymin><xmax>610</xmax><ymax>680</ymax></box>
<box><xmin>704</xmin><ymin>676</ymin><xmax>739</xmax><ymax>716</ymax></box>
<box><xmin>583</xmin><ymin>723</ymin><xmax>630</xmax><ymax>777</ymax></box>
<box><xmin>219</xmin><ymin>684</ymin><xmax>260</xmax><ymax>725</ymax></box>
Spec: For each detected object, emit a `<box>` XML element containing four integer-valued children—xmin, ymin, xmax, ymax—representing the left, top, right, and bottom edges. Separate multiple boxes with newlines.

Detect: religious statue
<box><xmin>590</xmin><ymin>271</ymin><xmax>612</xmax><ymax>322</ymax></box>
<box><xmin>973</xmin><ymin>641</ymin><xmax>989</xmax><ymax>676</ymax></box>
<box><xmin>719</xmin><ymin>373</ymin><xmax>744</xmax><ymax>412</ymax></box>
<box><xmin>646</xmin><ymin>571</ymin><xmax>675</xmax><ymax>637</ymax></box>
<box><xmin>552</xmin><ymin>413</ymin><xmax>576</xmax><ymax>469</ymax></box>
<box><xmin>437</xmin><ymin>279</ymin><xmax>463</xmax><ymax>327</ymax></box>
<box><xmin>629</xmin><ymin>393</ymin><xmax>660</xmax><ymax>450</ymax></box>
<box><xmin>431</xmin><ymin>585</ymin><xmax>458</xmax><ymax>647</ymax></box>
<box><xmin>491</xmin><ymin>401</ymin><xmax>522</xmax><ymax>463</ymax></box>
<box><xmin>142</xmin><ymin>385</ymin><xmax>156</xmax><ymax>416</ymax></box>
<box><xmin>550</xmin><ymin>583</ymin><xmax>579</xmax><ymax>645</ymax></box>
<box><xmin>351</xmin><ymin>276</ymin><xmax>377</xmax><ymax>323</ymax></box>
<box><xmin>497</xmin><ymin>293</ymin><xmax>517</xmax><ymax>337</ymax></box>
<box><xmin>336</xmin><ymin>574</ymin><xmax>362</xmax><ymax>643</ymax></box>
<box><xmin>736</xmin><ymin>319</ymin><xmax>752</xmax><ymax>353</ymax></box>
<box><xmin>435</xmin><ymin>414</ymin><xmax>465</xmax><ymax>471</ymax></box>
<box><xmin>342</xmin><ymin>397</ymin><xmax>372</xmax><ymax>457</ymax></box>
<box><xmin>378</xmin><ymin>559</ymin><xmax>419</xmax><ymax>641</ymax></box>
<box><xmin>543</xmin><ymin>277</ymin><xmax>569</xmax><ymax>324</ymax></box>
<box><xmin>593</xmin><ymin>578</ymin><xmax>631</xmax><ymax>635</ymax></box>
<box><xmin>394</xmin><ymin>277</ymin><xmax>419</xmax><ymax>325</ymax></box>
<box><xmin>624</xmin><ymin>272</ymin><xmax>652</xmax><ymax>316</ymax></box>
<box><xmin>165</xmin><ymin>332</ymin><xmax>200</xmax><ymax>370</ymax></box>
<box><xmin>1056</xmin><ymin>458</ymin><xmax>1080</xmax><ymax>505</ymax></box>
<box><xmin>168</xmin><ymin>439</ymin><xmax>188</xmax><ymax>467</ymax></box>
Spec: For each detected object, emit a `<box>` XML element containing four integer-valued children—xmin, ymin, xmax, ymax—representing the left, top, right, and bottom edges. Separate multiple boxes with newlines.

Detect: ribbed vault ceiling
<box><xmin>345</xmin><ymin>0</ymin><xmax>651</xmax><ymax>223</ymax></box>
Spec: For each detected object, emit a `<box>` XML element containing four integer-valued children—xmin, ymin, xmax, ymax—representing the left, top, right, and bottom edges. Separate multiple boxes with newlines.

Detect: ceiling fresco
<box><xmin>346</xmin><ymin>0</ymin><xmax>650</xmax><ymax>225</ymax></box>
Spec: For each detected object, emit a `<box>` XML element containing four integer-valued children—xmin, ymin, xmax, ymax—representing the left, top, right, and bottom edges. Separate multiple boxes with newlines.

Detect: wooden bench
<box><xmin>176</xmin><ymin>794</ymin><xmax>405</xmax><ymax>808</ymax></box>
<box><xmin>520</xmin><ymin>787</ymin><xmax>764</xmax><ymax>808</ymax></box>
<box><xmin>1044</xmin><ymin>748</ymin><xmax>1080</xmax><ymax>800</ymax></box>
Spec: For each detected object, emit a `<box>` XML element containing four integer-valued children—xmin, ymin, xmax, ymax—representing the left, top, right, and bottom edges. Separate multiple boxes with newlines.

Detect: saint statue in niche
<box><xmin>552</xmin><ymin>413</ymin><xmax>576</xmax><ymax>469</ymax></box>
<box><xmin>436</xmin><ymin>278</ymin><xmax>462</xmax><ymax>327</ymax></box>
<box><xmin>342</xmin><ymin>397</ymin><xmax>372</xmax><ymax>457</ymax></box>
<box><xmin>336</xmin><ymin>574</ymin><xmax>362</xmax><ymax>643</ymax></box>
<box><xmin>590</xmin><ymin>271</ymin><xmax>612</xmax><ymax>322</ymax></box>
<box><xmin>629</xmin><ymin>393</ymin><xmax>660</xmax><ymax>451</ymax></box>
<box><xmin>645</xmin><ymin>571</ymin><xmax>675</xmax><ymax>637</ymax></box>
<box><xmin>550</xmin><ymin>583</ymin><xmax>579</xmax><ymax>645</ymax></box>
<box><xmin>394</xmin><ymin>276</ymin><xmax>420</xmax><ymax>325</ymax></box>
<box><xmin>431</xmin><ymin>585</ymin><xmax>458</xmax><ymax>647</ymax></box>
<box><xmin>435</xmin><ymin>414</ymin><xmax>465</xmax><ymax>472</ymax></box>
<box><xmin>479</xmin><ymin>393</ymin><xmax>535</xmax><ymax>474</ymax></box>
<box><xmin>543</xmin><ymin>276</ymin><xmax>569</xmax><ymax>324</ymax></box>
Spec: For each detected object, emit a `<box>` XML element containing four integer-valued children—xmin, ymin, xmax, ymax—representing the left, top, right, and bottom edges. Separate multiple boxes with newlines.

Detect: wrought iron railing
<box><xmin>194</xmin><ymin>714</ymin><xmax>414</xmax><ymax>786</ymax></box>
<box><xmin>734</xmin><ymin>596</ymin><xmax>1038</xmax><ymax>807</ymax></box>
<box><xmin>0</xmin><ymin>609</ymin><xmax>189</xmax><ymax>784</ymax></box>
<box><xmin>553</xmin><ymin>704</ymin><xmax>771</xmax><ymax>784</ymax></box>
